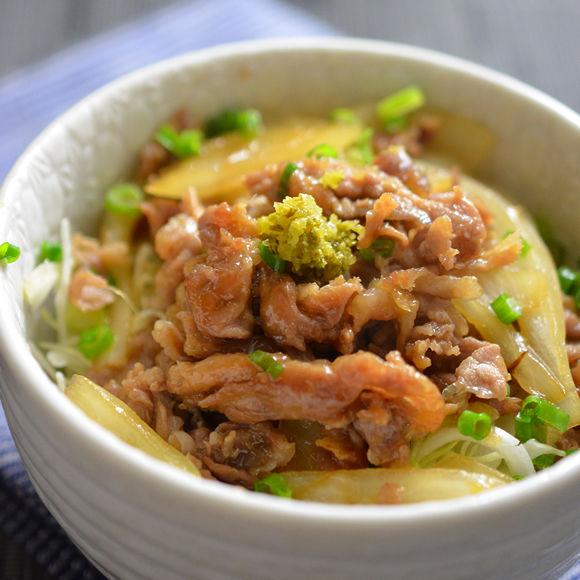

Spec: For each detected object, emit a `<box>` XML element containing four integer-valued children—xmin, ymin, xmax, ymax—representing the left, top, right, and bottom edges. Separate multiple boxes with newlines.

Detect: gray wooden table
<box><xmin>2</xmin><ymin>1</ymin><xmax>580</xmax><ymax>578</ymax></box>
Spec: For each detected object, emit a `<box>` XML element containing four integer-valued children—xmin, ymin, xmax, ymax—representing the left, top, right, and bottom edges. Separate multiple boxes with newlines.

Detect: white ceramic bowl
<box><xmin>2</xmin><ymin>38</ymin><xmax>580</xmax><ymax>580</ymax></box>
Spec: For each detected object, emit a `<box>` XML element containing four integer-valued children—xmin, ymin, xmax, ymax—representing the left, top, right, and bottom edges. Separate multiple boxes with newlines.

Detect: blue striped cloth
<box><xmin>0</xmin><ymin>1</ymin><xmax>336</xmax><ymax>577</ymax></box>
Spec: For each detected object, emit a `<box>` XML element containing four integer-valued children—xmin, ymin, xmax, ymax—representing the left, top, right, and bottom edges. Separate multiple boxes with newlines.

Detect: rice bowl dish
<box><xmin>2</xmin><ymin>38</ymin><xmax>580</xmax><ymax>579</ymax></box>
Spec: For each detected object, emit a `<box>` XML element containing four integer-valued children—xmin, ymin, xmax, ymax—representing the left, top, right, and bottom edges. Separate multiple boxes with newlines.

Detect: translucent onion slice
<box><xmin>23</xmin><ymin>260</ymin><xmax>61</xmax><ymax>309</ymax></box>
<box><xmin>65</xmin><ymin>375</ymin><xmax>200</xmax><ymax>477</ymax></box>
<box><xmin>412</xmin><ymin>426</ymin><xmax>535</xmax><ymax>478</ymax></box>
<box><xmin>145</xmin><ymin>116</ymin><xmax>364</xmax><ymax>201</ymax></box>
<box><xmin>282</xmin><ymin>463</ymin><xmax>511</xmax><ymax>505</ymax></box>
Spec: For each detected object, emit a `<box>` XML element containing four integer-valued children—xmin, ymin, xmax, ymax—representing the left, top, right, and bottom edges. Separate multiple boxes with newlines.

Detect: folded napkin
<box><xmin>0</xmin><ymin>0</ymin><xmax>336</xmax><ymax>578</ymax></box>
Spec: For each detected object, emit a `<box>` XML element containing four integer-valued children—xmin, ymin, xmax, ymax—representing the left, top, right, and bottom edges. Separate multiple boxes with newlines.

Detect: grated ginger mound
<box><xmin>258</xmin><ymin>193</ymin><xmax>363</xmax><ymax>284</ymax></box>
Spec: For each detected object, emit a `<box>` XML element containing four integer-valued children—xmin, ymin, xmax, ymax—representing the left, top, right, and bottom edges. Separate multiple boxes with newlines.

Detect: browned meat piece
<box><xmin>453</xmin><ymin>343</ymin><xmax>509</xmax><ymax>400</ymax></box>
<box><xmin>357</xmin><ymin>184</ymin><xmax>489</xmax><ymax>272</ymax></box>
<box><xmin>406</xmin><ymin>296</ymin><xmax>469</xmax><ymax>371</ymax></box>
<box><xmin>154</xmin><ymin>213</ymin><xmax>202</xmax><ymax>261</ymax></box>
<box><xmin>197</xmin><ymin>202</ymin><xmax>259</xmax><ymax>248</ymax></box>
<box><xmin>315</xmin><ymin>426</ymin><xmax>368</xmax><ymax>470</ymax></box>
<box><xmin>259</xmin><ymin>268</ymin><xmax>362</xmax><ymax>352</ymax></box>
<box><xmin>101</xmin><ymin>363</ymin><xmax>183</xmax><ymax>442</ymax></box>
<box><xmin>426</xmin><ymin>187</ymin><xmax>487</xmax><ymax>266</ymax></box>
<box><xmin>137</xmin><ymin>109</ymin><xmax>199</xmax><ymax>181</ymax></box>
<box><xmin>184</xmin><ymin>234</ymin><xmax>259</xmax><ymax>340</ymax></box>
<box><xmin>245</xmin><ymin>158</ymin><xmax>402</xmax><ymax>220</ymax></box>
<box><xmin>564</xmin><ymin>296</ymin><xmax>580</xmax><ymax>341</ymax></box>
<box><xmin>72</xmin><ymin>233</ymin><xmax>129</xmax><ymax>276</ymax></box>
<box><xmin>372</xmin><ymin>113</ymin><xmax>442</xmax><ymax>159</ymax></box>
<box><xmin>166</xmin><ymin>350</ymin><xmax>445</xmax><ymax>465</ymax></box>
<box><xmin>141</xmin><ymin>198</ymin><xmax>181</xmax><ymax>237</ymax></box>
<box><xmin>374</xmin><ymin>146</ymin><xmax>431</xmax><ymax>197</ymax></box>
<box><xmin>487</xmin><ymin>397</ymin><xmax>523</xmax><ymax>416</ymax></box>
<box><xmin>188</xmin><ymin>421</ymin><xmax>294</xmax><ymax>488</ymax></box>
<box><xmin>354</xmin><ymin>391</ymin><xmax>412</xmax><ymax>466</ymax></box>
<box><xmin>347</xmin><ymin>267</ymin><xmax>481</xmax><ymax>359</ymax></box>
<box><xmin>68</xmin><ymin>267</ymin><xmax>116</xmax><ymax>312</ymax></box>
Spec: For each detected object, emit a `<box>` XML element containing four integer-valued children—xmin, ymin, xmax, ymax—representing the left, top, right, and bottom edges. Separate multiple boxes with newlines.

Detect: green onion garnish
<box><xmin>514</xmin><ymin>414</ymin><xmax>547</xmax><ymax>444</ymax></box>
<box><xmin>519</xmin><ymin>395</ymin><xmax>570</xmax><ymax>432</ymax></box>
<box><xmin>384</xmin><ymin>116</ymin><xmax>409</xmax><ymax>134</ymax></box>
<box><xmin>345</xmin><ymin>127</ymin><xmax>374</xmax><ymax>166</ymax></box>
<box><xmin>248</xmin><ymin>350</ymin><xmax>284</xmax><ymax>379</ymax></box>
<box><xmin>520</xmin><ymin>237</ymin><xmax>532</xmax><ymax>257</ymax></box>
<box><xmin>359</xmin><ymin>238</ymin><xmax>395</xmax><ymax>262</ymax></box>
<box><xmin>0</xmin><ymin>242</ymin><xmax>21</xmax><ymax>264</ymax></box>
<box><xmin>278</xmin><ymin>162</ymin><xmax>298</xmax><ymax>199</ymax></box>
<box><xmin>254</xmin><ymin>473</ymin><xmax>292</xmax><ymax>498</ymax></box>
<box><xmin>259</xmin><ymin>242</ymin><xmax>286</xmax><ymax>274</ymax></box>
<box><xmin>376</xmin><ymin>86</ymin><xmax>425</xmax><ymax>129</ymax></box>
<box><xmin>78</xmin><ymin>323</ymin><xmax>115</xmax><ymax>360</ymax></box>
<box><xmin>513</xmin><ymin>475</ymin><xmax>525</xmax><ymax>481</ymax></box>
<box><xmin>329</xmin><ymin>108</ymin><xmax>357</xmax><ymax>125</ymax></box>
<box><xmin>533</xmin><ymin>454</ymin><xmax>556</xmax><ymax>468</ymax></box>
<box><xmin>104</xmin><ymin>183</ymin><xmax>144</xmax><ymax>218</ymax></box>
<box><xmin>557</xmin><ymin>266</ymin><xmax>578</xmax><ymax>294</ymax></box>
<box><xmin>39</xmin><ymin>241</ymin><xmax>62</xmax><ymax>263</ymax></box>
<box><xmin>457</xmin><ymin>410</ymin><xmax>492</xmax><ymax>441</ymax></box>
<box><xmin>574</xmin><ymin>287</ymin><xmax>580</xmax><ymax>312</ymax></box>
<box><xmin>306</xmin><ymin>144</ymin><xmax>338</xmax><ymax>159</ymax></box>
<box><xmin>204</xmin><ymin>109</ymin><xmax>262</xmax><ymax>139</ymax></box>
<box><xmin>154</xmin><ymin>125</ymin><xmax>204</xmax><ymax>159</ymax></box>
<box><xmin>490</xmin><ymin>293</ymin><xmax>522</xmax><ymax>324</ymax></box>
<box><xmin>565</xmin><ymin>449</ymin><xmax>579</xmax><ymax>456</ymax></box>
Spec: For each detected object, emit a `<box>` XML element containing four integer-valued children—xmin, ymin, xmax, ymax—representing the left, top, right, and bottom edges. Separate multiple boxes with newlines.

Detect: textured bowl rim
<box><xmin>2</xmin><ymin>35</ymin><xmax>580</xmax><ymax>527</ymax></box>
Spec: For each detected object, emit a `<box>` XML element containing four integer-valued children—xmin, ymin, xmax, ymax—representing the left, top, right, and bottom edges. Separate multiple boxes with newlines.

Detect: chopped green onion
<box><xmin>490</xmin><ymin>293</ymin><xmax>522</xmax><ymax>324</ymax></box>
<box><xmin>359</xmin><ymin>238</ymin><xmax>395</xmax><ymax>262</ymax></box>
<box><xmin>204</xmin><ymin>109</ymin><xmax>262</xmax><ymax>139</ymax></box>
<box><xmin>513</xmin><ymin>475</ymin><xmax>525</xmax><ymax>480</ymax></box>
<box><xmin>78</xmin><ymin>323</ymin><xmax>115</xmax><ymax>360</ymax></box>
<box><xmin>520</xmin><ymin>237</ymin><xmax>532</xmax><ymax>257</ymax></box>
<box><xmin>376</xmin><ymin>86</ymin><xmax>425</xmax><ymax>128</ymax></box>
<box><xmin>39</xmin><ymin>241</ymin><xmax>62</xmax><ymax>263</ymax></box>
<box><xmin>514</xmin><ymin>414</ymin><xmax>547</xmax><ymax>444</ymax></box>
<box><xmin>319</xmin><ymin>170</ymin><xmax>344</xmax><ymax>190</ymax></box>
<box><xmin>248</xmin><ymin>350</ymin><xmax>284</xmax><ymax>379</ymax></box>
<box><xmin>178</xmin><ymin>129</ymin><xmax>204</xmax><ymax>156</ymax></box>
<box><xmin>329</xmin><ymin>108</ymin><xmax>357</xmax><ymax>124</ymax></box>
<box><xmin>519</xmin><ymin>395</ymin><xmax>570</xmax><ymax>432</ymax></box>
<box><xmin>457</xmin><ymin>410</ymin><xmax>492</xmax><ymax>441</ymax></box>
<box><xmin>574</xmin><ymin>287</ymin><xmax>580</xmax><ymax>312</ymax></box>
<box><xmin>254</xmin><ymin>473</ymin><xmax>292</xmax><ymax>498</ymax></box>
<box><xmin>154</xmin><ymin>125</ymin><xmax>204</xmax><ymax>158</ymax></box>
<box><xmin>306</xmin><ymin>144</ymin><xmax>338</xmax><ymax>159</ymax></box>
<box><xmin>259</xmin><ymin>242</ymin><xmax>286</xmax><ymax>274</ymax></box>
<box><xmin>384</xmin><ymin>116</ymin><xmax>409</xmax><ymax>134</ymax></box>
<box><xmin>0</xmin><ymin>242</ymin><xmax>21</xmax><ymax>264</ymax></box>
<box><xmin>557</xmin><ymin>266</ymin><xmax>578</xmax><ymax>294</ymax></box>
<box><xmin>278</xmin><ymin>162</ymin><xmax>298</xmax><ymax>199</ymax></box>
<box><xmin>104</xmin><ymin>184</ymin><xmax>144</xmax><ymax>218</ymax></box>
<box><xmin>533</xmin><ymin>454</ymin><xmax>556</xmax><ymax>468</ymax></box>
<box><xmin>345</xmin><ymin>127</ymin><xmax>374</xmax><ymax>166</ymax></box>
<box><xmin>565</xmin><ymin>449</ymin><xmax>579</xmax><ymax>456</ymax></box>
